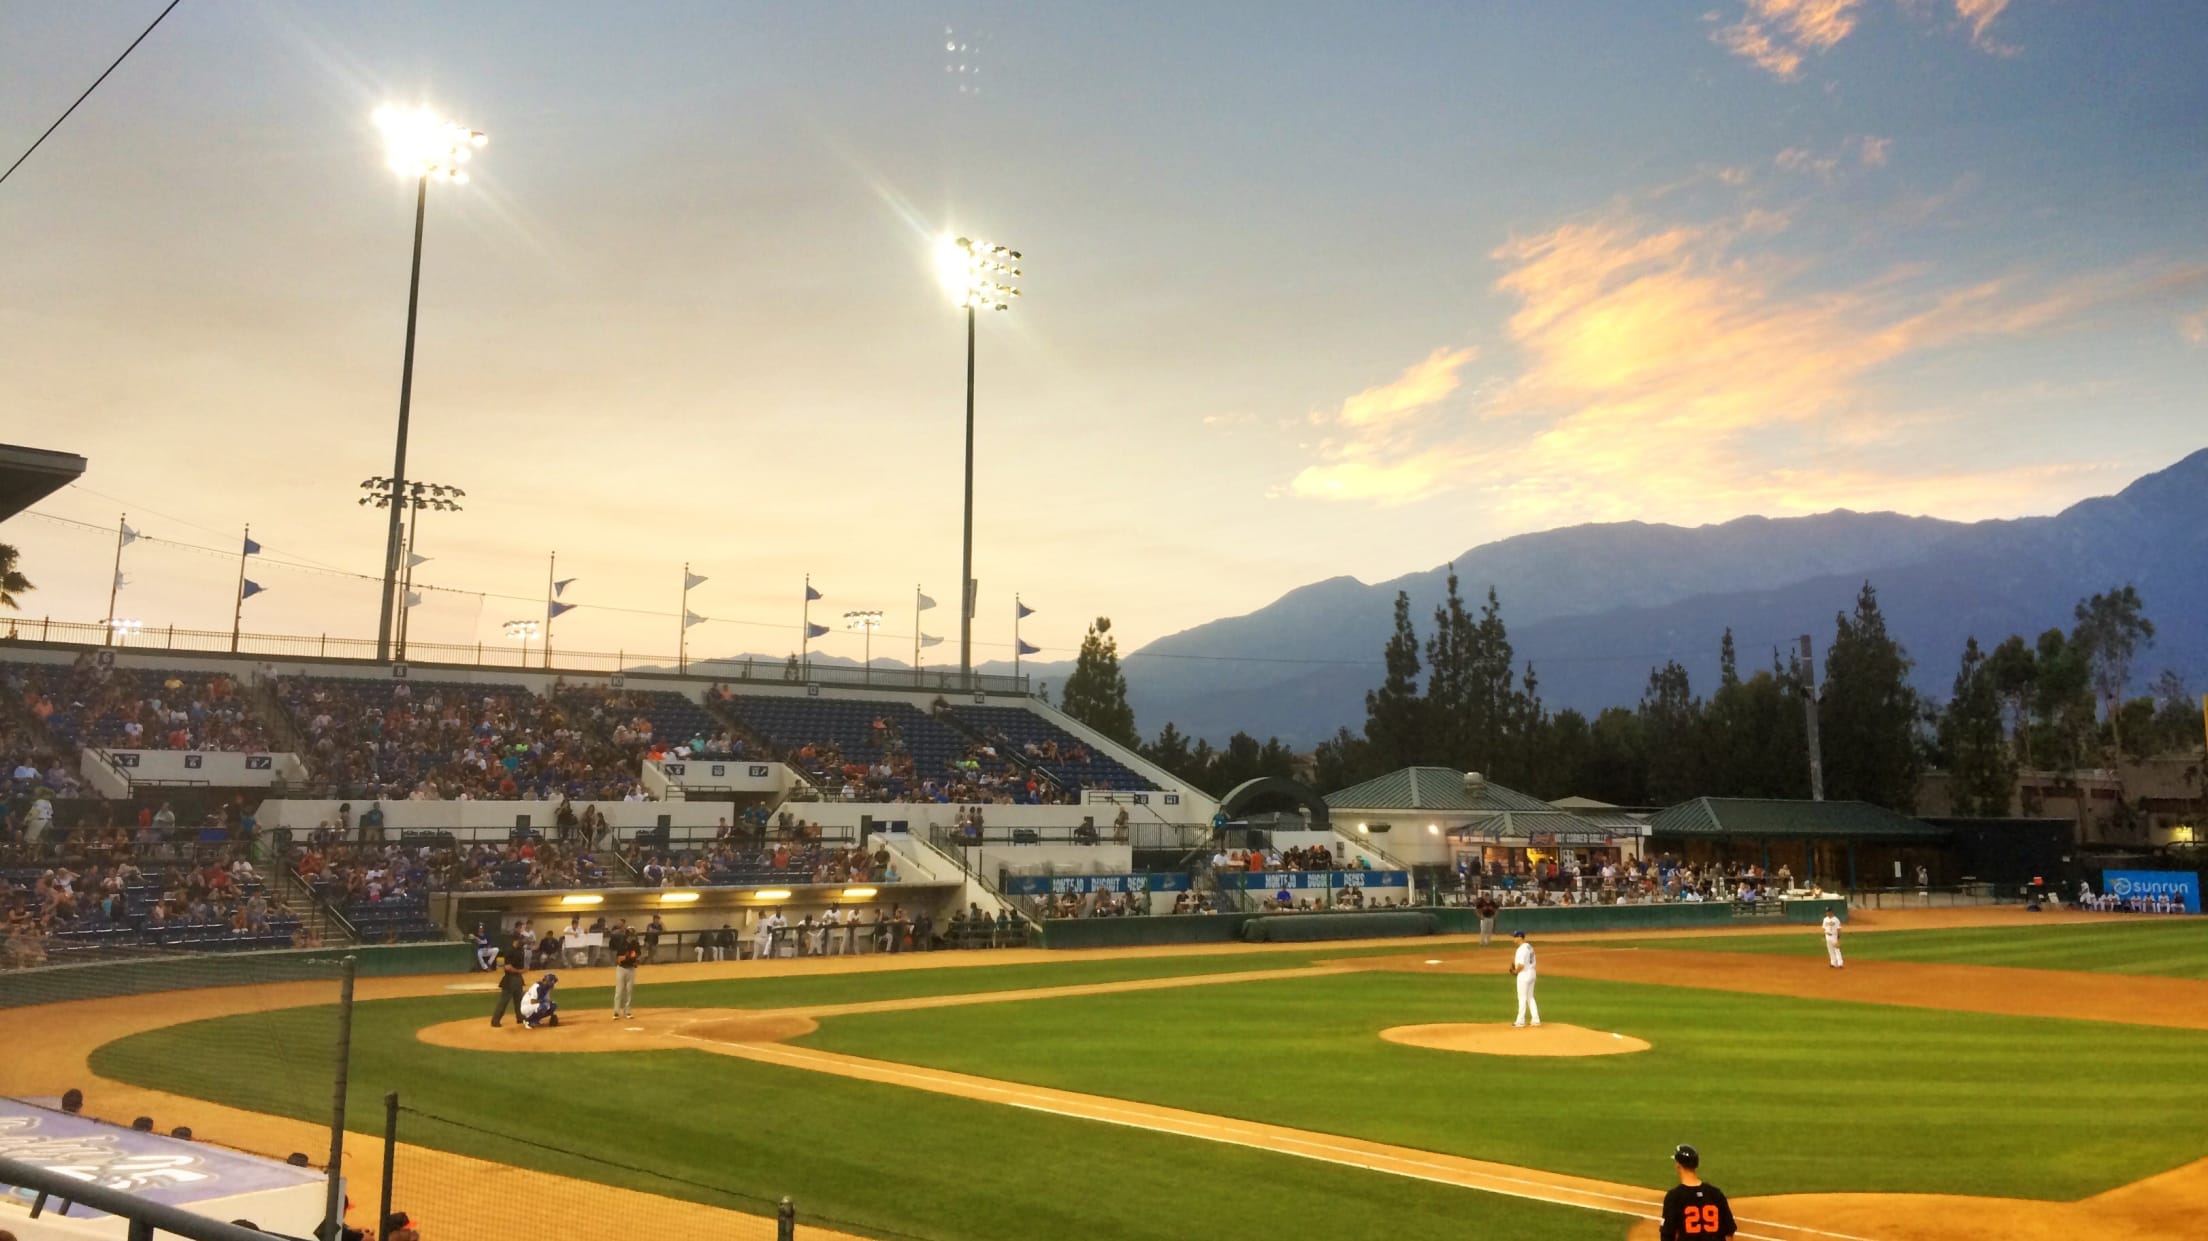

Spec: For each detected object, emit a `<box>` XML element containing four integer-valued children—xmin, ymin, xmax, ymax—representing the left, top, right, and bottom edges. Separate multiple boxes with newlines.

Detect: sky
<box><xmin>4</xmin><ymin>0</ymin><xmax>2205</xmax><ymax>670</ymax></box>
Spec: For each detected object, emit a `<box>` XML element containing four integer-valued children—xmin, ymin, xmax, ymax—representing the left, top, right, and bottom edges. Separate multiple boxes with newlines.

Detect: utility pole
<box><xmin>1800</xmin><ymin>634</ymin><xmax>1825</xmax><ymax>802</ymax></box>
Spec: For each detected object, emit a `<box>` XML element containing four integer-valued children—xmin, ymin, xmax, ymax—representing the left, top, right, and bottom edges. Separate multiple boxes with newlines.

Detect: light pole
<box><xmin>360</xmin><ymin>477</ymin><xmax>463</xmax><ymax>661</ymax></box>
<box><xmin>109</xmin><ymin>618</ymin><xmax>143</xmax><ymax>647</ymax></box>
<box><xmin>844</xmin><ymin>610</ymin><xmax>884</xmax><ymax>684</ymax></box>
<box><xmin>936</xmin><ymin>235</ymin><xmax>1021</xmax><ymax>689</ymax></box>
<box><xmin>503</xmin><ymin>619</ymin><xmax>540</xmax><ymax>668</ymax></box>
<box><xmin>372</xmin><ymin>104</ymin><xmax>486</xmax><ymax>663</ymax></box>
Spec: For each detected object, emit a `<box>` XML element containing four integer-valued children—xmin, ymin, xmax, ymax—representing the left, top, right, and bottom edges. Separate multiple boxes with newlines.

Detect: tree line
<box><xmin>1055</xmin><ymin>574</ymin><xmax>2201</xmax><ymax>813</ymax></box>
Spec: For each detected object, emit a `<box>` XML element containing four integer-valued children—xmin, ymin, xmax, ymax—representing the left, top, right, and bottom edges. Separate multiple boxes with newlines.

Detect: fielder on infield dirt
<box><xmin>1509</xmin><ymin>930</ymin><xmax>1540</xmax><ymax>1027</ymax></box>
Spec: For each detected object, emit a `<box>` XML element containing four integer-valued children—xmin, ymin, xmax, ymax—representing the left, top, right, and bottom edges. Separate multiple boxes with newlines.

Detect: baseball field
<box><xmin>5</xmin><ymin>906</ymin><xmax>2205</xmax><ymax>1241</ymax></box>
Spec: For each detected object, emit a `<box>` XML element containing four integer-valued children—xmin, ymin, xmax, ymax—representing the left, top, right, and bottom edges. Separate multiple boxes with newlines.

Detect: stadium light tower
<box><xmin>844</xmin><ymin>609</ymin><xmax>884</xmax><ymax>684</ymax></box>
<box><xmin>936</xmin><ymin>235</ymin><xmax>1020</xmax><ymax>689</ymax></box>
<box><xmin>359</xmin><ymin>477</ymin><xmax>464</xmax><ymax>660</ymax></box>
<box><xmin>371</xmin><ymin>103</ymin><xmax>486</xmax><ymax>663</ymax></box>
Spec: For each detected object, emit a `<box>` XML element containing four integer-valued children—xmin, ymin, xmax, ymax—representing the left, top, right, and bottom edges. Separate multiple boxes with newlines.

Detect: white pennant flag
<box><xmin>407</xmin><ymin>552</ymin><xmax>431</xmax><ymax>568</ymax></box>
<box><xmin>916</xmin><ymin>591</ymin><xmax>937</xmax><ymax>611</ymax></box>
<box><xmin>119</xmin><ymin>523</ymin><xmax>140</xmax><ymax>546</ymax></box>
<box><xmin>684</xmin><ymin>571</ymin><xmax>708</xmax><ymax>591</ymax></box>
<box><xmin>918</xmin><ymin>633</ymin><xmax>944</xmax><ymax>648</ymax></box>
<box><xmin>114</xmin><ymin>571</ymin><xmax>129</xmax><ymax>590</ymax></box>
<box><xmin>405</xmin><ymin>591</ymin><xmax>424</xmax><ymax>608</ymax></box>
<box><xmin>683</xmin><ymin>610</ymin><xmax>707</xmax><ymax>628</ymax></box>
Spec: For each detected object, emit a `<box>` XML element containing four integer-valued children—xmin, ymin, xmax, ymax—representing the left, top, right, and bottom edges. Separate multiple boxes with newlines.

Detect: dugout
<box><xmin>1646</xmin><ymin>797</ymin><xmax>1950</xmax><ymax>891</ymax></box>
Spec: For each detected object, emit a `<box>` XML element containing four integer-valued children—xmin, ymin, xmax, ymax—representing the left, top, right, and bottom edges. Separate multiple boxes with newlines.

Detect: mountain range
<box><xmin>691</xmin><ymin>449</ymin><xmax>2208</xmax><ymax>749</ymax></box>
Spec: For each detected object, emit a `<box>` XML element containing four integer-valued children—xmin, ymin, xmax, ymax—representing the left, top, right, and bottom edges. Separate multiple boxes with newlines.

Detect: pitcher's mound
<box><xmin>1380</xmin><ymin>1023</ymin><xmax>1651</xmax><ymax>1057</ymax></box>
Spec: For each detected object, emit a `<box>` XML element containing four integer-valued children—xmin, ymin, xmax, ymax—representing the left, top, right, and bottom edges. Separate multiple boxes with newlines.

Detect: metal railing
<box><xmin>0</xmin><ymin>1153</ymin><xmax>298</xmax><ymax>1240</ymax></box>
<box><xmin>1</xmin><ymin>619</ymin><xmax>1032</xmax><ymax>694</ymax></box>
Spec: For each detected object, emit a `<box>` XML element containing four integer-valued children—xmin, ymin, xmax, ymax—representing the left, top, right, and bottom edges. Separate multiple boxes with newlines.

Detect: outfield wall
<box><xmin>1031</xmin><ymin>898</ymin><xmax>1849</xmax><ymax>950</ymax></box>
<box><xmin>0</xmin><ymin>943</ymin><xmax>473</xmax><ymax>1008</ymax></box>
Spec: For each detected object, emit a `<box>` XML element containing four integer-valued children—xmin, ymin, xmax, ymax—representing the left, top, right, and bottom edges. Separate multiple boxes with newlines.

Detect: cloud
<box><xmin>1857</xmin><ymin>135</ymin><xmax>1891</xmax><ymax>166</ymax></box>
<box><xmin>1285</xmin><ymin>198</ymin><xmax>2207</xmax><ymax>524</ymax></box>
<box><xmin>2184</xmin><ymin>311</ymin><xmax>2208</xmax><ymax>348</ymax></box>
<box><xmin>1953</xmin><ymin>0</ymin><xmax>2017</xmax><ymax>53</ymax></box>
<box><xmin>1715</xmin><ymin>0</ymin><xmax>2020</xmax><ymax>79</ymax></box>
<box><xmin>1712</xmin><ymin>0</ymin><xmax>1863</xmax><ymax>78</ymax></box>
<box><xmin>1776</xmin><ymin>136</ymin><xmax>1889</xmax><ymax>179</ymax></box>
<box><xmin>1336</xmin><ymin>346</ymin><xmax>1476</xmax><ymax>428</ymax></box>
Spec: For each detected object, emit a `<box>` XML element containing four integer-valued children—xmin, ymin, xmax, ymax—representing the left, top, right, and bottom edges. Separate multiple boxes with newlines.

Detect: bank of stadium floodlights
<box><xmin>359</xmin><ymin>478</ymin><xmax>463</xmax><ymax>660</ymax></box>
<box><xmin>370</xmin><ymin>104</ymin><xmax>486</xmax><ymax>663</ymax></box>
<box><xmin>936</xmin><ymin>236</ymin><xmax>1021</xmax><ymax>688</ymax></box>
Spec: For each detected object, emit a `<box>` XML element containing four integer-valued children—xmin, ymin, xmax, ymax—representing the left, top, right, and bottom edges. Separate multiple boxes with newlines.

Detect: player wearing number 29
<box><xmin>1660</xmin><ymin>1144</ymin><xmax>1736</xmax><ymax>1239</ymax></box>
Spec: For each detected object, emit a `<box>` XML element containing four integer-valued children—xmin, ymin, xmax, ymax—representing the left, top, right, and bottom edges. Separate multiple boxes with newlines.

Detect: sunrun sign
<box><xmin>2103</xmin><ymin>869</ymin><xmax>2200</xmax><ymax>914</ymax></box>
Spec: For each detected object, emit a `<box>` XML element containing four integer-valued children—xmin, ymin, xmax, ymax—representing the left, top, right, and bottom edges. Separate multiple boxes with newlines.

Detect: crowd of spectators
<box><xmin>4</xmin><ymin>838</ymin><xmax>301</xmax><ymax>967</ymax></box>
<box><xmin>288</xmin><ymin>834</ymin><xmax>445</xmax><ymax>942</ymax></box>
<box><xmin>6</xmin><ymin>656</ymin><xmax>271</xmax><ymax>753</ymax></box>
<box><xmin>448</xmin><ymin>838</ymin><xmax>607</xmax><ymax>890</ymax></box>
<box><xmin>627</xmin><ymin>834</ymin><xmax>894</xmax><ymax>888</ymax></box>
<box><xmin>1208</xmin><ymin>845</ymin><xmax>1372</xmax><ymax>873</ymax></box>
<box><xmin>558</xmin><ymin>684</ymin><xmax>746</xmax><ymax>761</ymax></box>
<box><xmin>279</xmin><ymin>677</ymin><xmax>643</xmax><ymax>801</ymax></box>
<box><xmin>1444</xmin><ymin>853</ymin><xmax>1814</xmax><ymax>907</ymax></box>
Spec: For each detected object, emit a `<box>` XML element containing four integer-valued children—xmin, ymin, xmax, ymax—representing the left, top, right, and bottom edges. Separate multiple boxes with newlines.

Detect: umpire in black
<box><xmin>490</xmin><ymin>930</ymin><xmax>528</xmax><ymax>1027</ymax></box>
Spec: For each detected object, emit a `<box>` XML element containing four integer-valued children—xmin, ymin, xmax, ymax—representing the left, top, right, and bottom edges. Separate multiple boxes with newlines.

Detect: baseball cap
<box><xmin>542</xmin><ymin>973</ymin><xmax>558</xmax><ymax>984</ymax></box>
<box><xmin>1673</xmin><ymin>1144</ymin><xmax>1700</xmax><ymax>1169</ymax></box>
<box><xmin>1511</xmin><ymin>930</ymin><xmax>1526</xmax><ymax>938</ymax></box>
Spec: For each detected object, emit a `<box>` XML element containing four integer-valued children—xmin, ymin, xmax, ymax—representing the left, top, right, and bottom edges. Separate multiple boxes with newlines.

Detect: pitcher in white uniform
<box><xmin>1510</xmin><ymin>931</ymin><xmax>1541</xmax><ymax>1027</ymax></box>
<box><xmin>1821</xmin><ymin>911</ymin><xmax>1844</xmax><ymax>968</ymax></box>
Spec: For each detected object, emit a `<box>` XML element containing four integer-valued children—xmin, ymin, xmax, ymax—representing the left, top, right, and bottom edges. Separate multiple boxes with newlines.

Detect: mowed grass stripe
<box><xmin>1596</xmin><ymin>919</ymin><xmax>2208</xmax><ymax>977</ymax></box>
<box><xmin>90</xmin><ymin>993</ymin><xmax>1627</xmax><ymax>1241</ymax></box>
<box><xmin>792</xmin><ymin>969</ymin><xmax>2208</xmax><ymax>1202</ymax></box>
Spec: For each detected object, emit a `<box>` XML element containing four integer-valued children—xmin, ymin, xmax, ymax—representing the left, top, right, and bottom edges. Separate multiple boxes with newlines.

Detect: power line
<box><xmin>0</xmin><ymin>0</ymin><xmax>185</xmax><ymax>190</ymax></box>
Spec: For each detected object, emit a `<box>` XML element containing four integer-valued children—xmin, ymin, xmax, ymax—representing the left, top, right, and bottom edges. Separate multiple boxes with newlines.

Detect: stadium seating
<box><xmin>552</xmin><ymin>685</ymin><xmax>746</xmax><ymax>759</ymax></box>
<box><xmin>712</xmin><ymin>691</ymin><xmax>1053</xmax><ymax>803</ymax></box>
<box><xmin>1</xmin><ymin>852</ymin><xmax>304</xmax><ymax>962</ymax></box>
<box><xmin>3</xmin><ymin>658</ymin><xmax>271</xmax><ymax>753</ymax></box>
<box><xmin>946</xmin><ymin>704</ymin><xmax>1157</xmax><ymax>792</ymax></box>
<box><xmin>277</xmin><ymin>675</ymin><xmax>638</xmax><ymax>801</ymax></box>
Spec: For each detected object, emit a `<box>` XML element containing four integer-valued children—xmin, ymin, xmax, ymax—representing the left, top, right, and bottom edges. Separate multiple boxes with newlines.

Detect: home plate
<box><xmin>1379</xmin><ymin>1023</ymin><xmax>1652</xmax><ymax>1057</ymax></box>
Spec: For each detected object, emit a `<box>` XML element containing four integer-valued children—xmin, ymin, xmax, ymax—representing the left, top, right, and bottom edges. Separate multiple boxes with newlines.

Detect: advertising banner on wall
<box><xmin>2101</xmin><ymin>869</ymin><xmax>2200</xmax><ymax>913</ymax></box>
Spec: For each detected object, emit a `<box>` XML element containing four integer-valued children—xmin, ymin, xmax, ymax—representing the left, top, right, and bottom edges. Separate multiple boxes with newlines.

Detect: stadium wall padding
<box><xmin>1033</xmin><ymin>914</ymin><xmax>1254</xmax><ymax>949</ymax></box>
<box><xmin>0</xmin><ymin>943</ymin><xmax>474</xmax><ymax>1008</ymax></box>
<box><xmin>1240</xmin><ymin>912</ymin><xmax>1437</xmax><ymax>943</ymax></box>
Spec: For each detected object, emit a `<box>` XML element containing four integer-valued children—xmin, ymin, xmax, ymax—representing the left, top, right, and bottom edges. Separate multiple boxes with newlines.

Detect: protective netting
<box><xmin>0</xmin><ymin>949</ymin><xmax>350</xmax><ymax>1158</ymax></box>
<box><xmin>390</xmin><ymin>1104</ymin><xmax>799</xmax><ymax>1241</ymax></box>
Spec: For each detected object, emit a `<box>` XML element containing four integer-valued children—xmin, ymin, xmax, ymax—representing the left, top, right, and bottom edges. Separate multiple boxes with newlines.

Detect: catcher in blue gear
<box><xmin>519</xmin><ymin>973</ymin><xmax>561</xmax><ymax>1028</ymax></box>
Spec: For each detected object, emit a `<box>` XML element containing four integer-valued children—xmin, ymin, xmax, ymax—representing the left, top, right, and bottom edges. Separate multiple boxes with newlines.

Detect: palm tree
<box><xmin>0</xmin><ymin>543</ymin><xmax>30</xmax><ymax>610</ymax></box>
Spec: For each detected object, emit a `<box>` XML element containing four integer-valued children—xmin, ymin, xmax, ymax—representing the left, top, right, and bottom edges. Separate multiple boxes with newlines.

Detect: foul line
<box><xmin>668</xmin><ymin>1029</ymin><xmax>1887</xmax><ymax>1241</ymax></box>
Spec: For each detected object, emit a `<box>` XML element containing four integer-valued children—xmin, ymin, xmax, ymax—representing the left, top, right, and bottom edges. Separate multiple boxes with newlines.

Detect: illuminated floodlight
<box><xmin>660</xmin><ymin>891</ymin><xmax>701</xmax><ymax>904</ymax></box>
<box><xmin>559</xmin><ymin>894</ymin><xmax>603</xmax><ymax>907</ymax></box>
<box><xmin>936</xmin><ymin>235</ymin><xmax>1022</xmax><ymax>311</ymax></box>
<box><xmin>752</xmin><ymin>889</ymin><xmax>793</xmax><ymax>901</ymax></box>
<box><xmin>375</xmin><ymin>104</ymin><xmax>488</xmax><ymax>182</ymax></box>
<box><xmin>841</xmin><ymin>887</ymin><xmax>878</xmax><ymax>900</ymax></box>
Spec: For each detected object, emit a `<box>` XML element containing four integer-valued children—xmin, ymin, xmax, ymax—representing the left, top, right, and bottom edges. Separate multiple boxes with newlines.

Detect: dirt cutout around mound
<box><xmin>1381</xmin><ymin>1022</ymin><xmax>1652</xmax><ymax>1057</ymax></box>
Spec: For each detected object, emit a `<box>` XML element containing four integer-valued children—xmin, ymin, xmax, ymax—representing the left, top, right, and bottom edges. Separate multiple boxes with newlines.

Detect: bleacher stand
<box><xmin>711</xmin><ymin>690</ymin><xmax>1056</xmax><ymax>803</ymax></box>
<box><xmin>3</xmin><ymin>837</ymin><xmax>303</xmax><ymax>965</ymax></box>
<box><xmin>553</xmin><ymin>684</ymin><xmax>746</xmax><ymax>761</ymax></box>
<box><xmin>291</xmin><ymin>839</ymin><xmax>446</xmax><ymax>942</ymax></box>
<box><xmin>5</xmin><ymin>656</ymin><xmax>271</xmax><ymax>753</ymax></box>
<box><xmin>277</xmin><ymin>676</ymin><xmax>639</xmax><ymax>801</ymax></box>
<box><xmin>948</xmin><ymin>704</ymin><xmax>1158</xmax><ymax>793</ymax></box>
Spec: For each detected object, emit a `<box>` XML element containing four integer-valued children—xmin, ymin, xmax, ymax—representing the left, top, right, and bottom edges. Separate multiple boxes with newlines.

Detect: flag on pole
<box><xmin>805</xmin><ymin>621</ymin><xmax>830</xmax><ymax>639</ymax></box>
<box><xmin>548</xmin><ymin>600</ymin><xmax>577</xmax><ymax>618</ymax></box>
<box><xmin>919</xmin><ymin>634</ymin><xmax>944</xmax><ymax>648</ymax></box>
<box><xmin>684</xmin><ymin>610</ymin><xmax>707</xmax><ymax>628</ymax></box>
<box><xmin>916</xmin><ymin>591</ymin><xmax>937</xmax><ymax>611</ymax></box>
<box><xmin>405</xmin><ymin>591</ymin><xmax>423</xmax><ymax>608</ymax></box>
<box><xmin>240</xmin><ymin>580</ymin><xmax>265</xmax><ymax>599</ymax></box>
<box><xmin>120</xmin><ymin>524</ymin><xmax>140</xmax><ymax>546</ymax></box>
<box><xmin>685</xmin><ymin>571</ymin><xmax>708</xmax><ymax>591</ymax></box>
<box><xmin>553</xmin><ymin>578</ymin><xmax>577</xmax><ymax>597</ymax></box>
<box><xmin>406</xmin><ymin>552</ymin><xmax>430</xmax><ymax>568</ymax></box>
<box><xmin>243</xmin><ymin>536</ymin><xmax>262</xmax><ymax>556</ymax></box>
<box><xmin>805</xmin><ymin>584</ymin><xmax>823</xmax><ymax>602</ymax></box>
<box><xmin>1016</xmin><ymin>639</ymin><xmax>1041</xmax><ymax>655</ymax></box>
<box><xmin>1017</xmin><ymin>600</ymin><xmax>1036</xmax><ymax>619</ymax></box>
<box><xmin>114</xmin><ymin>571</ymin><xmax>128</xmax><ymax>590</ymax></box>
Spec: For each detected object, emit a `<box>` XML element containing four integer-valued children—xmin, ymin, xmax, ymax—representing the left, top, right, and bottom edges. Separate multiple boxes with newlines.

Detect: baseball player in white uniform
<box><xmin>1509</xmin><ymin>930</ymin><xmax>1541</xmax><ymax>1027</ymax></box>
<box><xmin>1821</xmin><ymin>911</ymin><xmax>1844</xmax><ymax>968</ymax></box>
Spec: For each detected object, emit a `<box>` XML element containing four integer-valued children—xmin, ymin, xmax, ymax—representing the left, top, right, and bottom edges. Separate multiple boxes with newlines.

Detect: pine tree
<box><xmin>1312</xmin><ymin>726</ymin><xmax>1372</xmax><ymax>793</ymax></box>
<box><xmin>1719</xmin><ymin>627</ymin><xmax>1739</xmax><ymax>690</ymax></box>
<box><xmin>1938</xmin><ymin>636</ymin><xmax>2016</xmax><ymax>816</ymax></box>
<box><xmin>1984</xmin><ymin>634</ymin><xmax>2038</xmax><ymax>769</ymax></box>
<box><xmin>1639</xmin><ymin>660</ymin><xmax>1702</xmax><ymax>805</ymax></box>
<box><xmin>1059</xmin><ymin>617</ymin><xmax>1137</xmax><ymax>747</ymax></box>
<box><xmin>0</xmin><ymin>544</ymin><xmax>29</xmax><ymax>610</ymax></box>
<box><xmin>1820</xmin><ymin>581</ymin><xmax>1924</xmax><ymax>809</ymax></box>
<box><xmin>1363</xmin><ymin>591</ymin><xmax>1428</xmax><ymax>770</ymax></box>
<box><xmin>1423</xmin><ymin>568</ymin><xmax>1474</xmax><ymax>765</ymax></box>
<box><xmin>1143</xmin><ymin>722</ymin><xmax>1194</xmax><ymax>781</ymax></box>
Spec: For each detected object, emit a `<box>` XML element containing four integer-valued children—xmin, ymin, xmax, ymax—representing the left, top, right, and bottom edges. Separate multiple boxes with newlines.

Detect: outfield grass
<box><xmin>794</xmin><ymin>969</ymin><xmax>2208</xmax><ymax>1201</ymax></box>
<box><xmin>1598</xmin><ymin>918</ymin><xmax>2208</xmax><ymax>977</ymax></box>
<box><xmin>91</xmin><ymin>986</ymin><xmax>1627</xmax><ymax>1241</ymax></box>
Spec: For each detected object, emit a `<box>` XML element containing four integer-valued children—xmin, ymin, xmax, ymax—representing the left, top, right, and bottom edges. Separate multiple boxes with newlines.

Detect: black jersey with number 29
<box><xmin>1660</xmin><ymin>1182</ymin><xmax>1736</xmax><ymax>1240</ymax></box>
